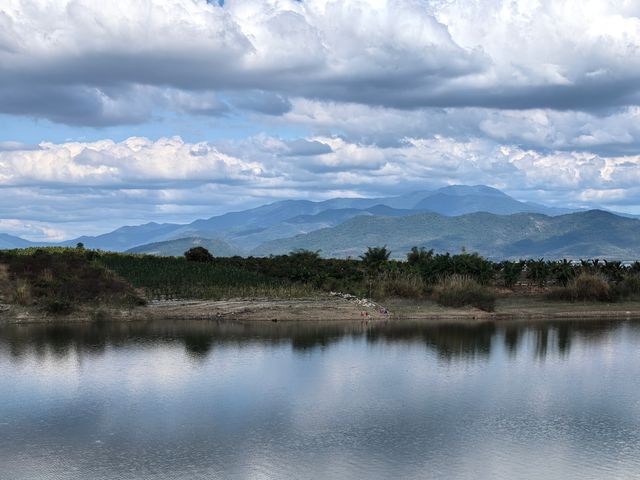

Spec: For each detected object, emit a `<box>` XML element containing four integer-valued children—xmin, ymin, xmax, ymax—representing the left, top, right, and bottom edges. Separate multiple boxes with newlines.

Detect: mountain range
<box><xmin>2</xmin><ymin>185</ymin><xmax>639</xmax><ymax>260</ymax></box>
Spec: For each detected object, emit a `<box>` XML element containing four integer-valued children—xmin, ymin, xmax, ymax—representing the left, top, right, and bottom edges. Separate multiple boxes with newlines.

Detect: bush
<box><xmin>44</xmin><ymin>299</ymin><xmax>74</xmax><ymax>315</ymax></box>
<box><xmin>432</xmin><ymin>274</ymin><xmax>496</xmax><ymax>312</ymax></box>
<box><xmin>184</xmin><ymin>246</ymin><xmax>214</xmax><ymax>262</ymax></box>
<box><xmin>13</xmin><ymin>279</ymin><xmax>32</xmax><ymax>306</ymax></box>
<box><xmin>0</xmin><ymin>249</ymin><xmax>145</xmax><ymax>311</ymax></box>
<box><xmin>548</xmin><ymin>272</ymin><xmax>611</xmax><ymax>302</ymax></box>
<box><xmin>374</xmin><ymin>271</ymin><xmax>425</xmax><ymax>299</ymax></box>
<box><xmin>501</xmin><ymin>260</ymin><xmax>523</xmax><ymax>288</ymax></box>
<box><xmin>612</xmin><ymin>274</ymin><xmax>640</xmax><ymax>301</ymax></box>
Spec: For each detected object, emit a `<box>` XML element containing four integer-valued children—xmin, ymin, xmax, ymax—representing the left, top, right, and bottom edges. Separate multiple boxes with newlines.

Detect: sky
<box><xmin>2</xmin><ymin>0</ymin><xmax>640</xmax><ymax>241</ymax></box>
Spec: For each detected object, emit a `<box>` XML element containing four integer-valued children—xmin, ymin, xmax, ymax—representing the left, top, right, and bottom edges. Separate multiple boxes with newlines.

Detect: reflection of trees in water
<box><xmin>534</xmin><ymin>326</ymin><xmax>549</xmax><ymax>360</ymax></box>
<box><xmin>503</xmin><ymin>326</ymin><xmax>520</xmax><ymax>356</ymax></box>
<box><xmin>0</xmin><ymin>318</ymin><xmax>637</xmax><ymax>362</ymax></box>
<box><xmin>366</xmin><ymin>322</ymin><xmax>496</xmax><ymax>361</ymax></box>
<box><xmin>4</xmin><ymin>324</ymin><xmax>111</xmax><ymax>360</ymax></box>
<box><xmin>503</xmin><ymin>320</ymin><xmax>634</xmax><ymax>360</ymax></box>
<box><xmin>556</xmin><ymin>323</ymin><xmax>571</xmax><ymax>356</ymax></box>
<box><xmin>290</xmin><ymin>327</ymin><xmax>350</xmax><ymax>352</ymax></box>
<box><xmin>0</xmin><ymin>321</ymin><xmax>355</xmax><ymax>361</ymax></box>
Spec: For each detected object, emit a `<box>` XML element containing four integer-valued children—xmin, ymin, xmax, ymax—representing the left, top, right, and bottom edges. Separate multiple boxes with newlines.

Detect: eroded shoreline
<box><xmin>3</xmin><ymin>295</ymin><xmax>640</xmax><ymax>324</ymax></box>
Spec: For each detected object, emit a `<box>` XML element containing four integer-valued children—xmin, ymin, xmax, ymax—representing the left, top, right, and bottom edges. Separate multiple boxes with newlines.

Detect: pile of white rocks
<box><xmin>329</xmin><ymin>291</ymin><xmax>381</xmax><ymax>310</ymax></box>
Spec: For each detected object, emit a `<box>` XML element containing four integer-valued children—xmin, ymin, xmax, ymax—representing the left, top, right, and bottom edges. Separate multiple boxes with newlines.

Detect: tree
<box><xmin>407</xmin><ymin>246</ymin><xmax>434</xmax><ymax>266</ymax></box>
<box><xmin>552</xmin><ymin>259</ymin><xmax>576</xmax><ymax>287</ymax></box>
<box><xmin>360</xmin><ymin>246</ymin><xmax>391</xmax><ymax>297</ymax></box>
<box><xmin>184</xmin><ymin>246</ymin><xmax>214</xmax><ymax>262</ymax></box>
<box><xmin>501</xmin><ymin>260</ymin><xmax>524</xmax><ymax>288</ymax></box>
<box><xmin>76</xmin><ymin>242</ymin><xmax>85</xmax><ymax>250</ymax></box>
<box><xmin>602</xmin><ymin>260</ymin><xmax>625</xmax><ymax>282</ymax></box>
<box><xmin>288</xmin><ymin>249</ymin><xmax>324</xmax><ymax>285</ymax></box>
<box><xmin>526</xmin><ymin>258</ymin><xmax>551</xmax><ymax>287</ymax></box>
<box><xmin>360</xmin><ymin>246</ymin><xmax>391</xmax><ymax>274</ymax></box>
<box><xmin>289</xmin><ymin>249</ymin><xmax>321</xmax><ymax>263</ymax></box>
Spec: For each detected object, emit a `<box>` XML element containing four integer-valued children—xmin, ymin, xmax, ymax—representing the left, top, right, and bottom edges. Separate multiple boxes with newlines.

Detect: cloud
<box><xmin>3</xmin><ymin>1</ymin><xmax>640</xmax><ymax>238</ymax></box>
<box><xmin>0</xmin><ymin>141</ymin><xmax>41</xmax><ymax>152</ymax></box>
<box><xmin>282</xmin><ymin>100</ymin><xmax>640</xmax><ymax>154</ymax></box>
<box><xmin>3</xmin><ymin>0</ymin><xmax>640</xmax><ymax>127</ymax></box>
<box><xmin>229</xmin><ymin>91</ymin><xmax>292</xmax><ymax>116</ymax></box>
<box><xmin>0</xmin><ymin>136</ymin><xmax>264</xmax><ymax>188</ymax></box>
<box><xmin>0</xmin><ymin>219</ymin><xmax>66</xmax><ymax>242</ymax></box>
<box><xmin>0</xmin><ymin>134</ymin><xmax>634</xmax><ymax>195</ymax></box>
<box><xmin>3</xmin><ymin>134</ymin><xmax>639</xmax><ymax>241</ymax></box>
<box><xmin>284</xmin><ymin>139</ymin><xmax>332</xmax><ymax>156</ymax></box>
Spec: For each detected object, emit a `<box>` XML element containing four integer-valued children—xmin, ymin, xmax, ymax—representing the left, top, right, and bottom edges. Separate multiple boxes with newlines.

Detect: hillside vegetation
<box><xmin>126</xmin><ymin>237</ymin><xmax>241</xmax><ymax>257</ymax></box>
<box><xmin>0</xmin><ymin>249</ymin><xmax>145</xmax><ymax>314</ymax></box>
<box><xmin>252</xmin><ymin>210</ymin><xmax>640</xmax><ymax>259</ymax></box>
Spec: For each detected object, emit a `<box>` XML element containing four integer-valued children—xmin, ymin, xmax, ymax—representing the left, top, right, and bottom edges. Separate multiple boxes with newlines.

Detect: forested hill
<box><xmin>251</xmin><ymin>210</ymin><xmax>640</xmax><ymax>260</ymax></box>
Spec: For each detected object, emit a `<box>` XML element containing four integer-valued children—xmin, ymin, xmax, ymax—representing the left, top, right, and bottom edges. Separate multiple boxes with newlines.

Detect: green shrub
<box><xmin>374</xmin><ymin>271</ymin><xmax>425</xmax><ymax>299</ymax></box>
<box><xmin>0</xmin><ymin>249</ymin><xmax>145</xmax><ymax>311</ymax></box>
<box><xmin>548</xmin><ymin>272</ymin><xmax>611</xmax><ymax>302</ymax></box>
<box><xmin>13</xmin><ymin>279</ymin><xmax>32</xmax><ymax>306</ymax></box>
<box><xmin>432</xmin><ymin>274</ymin><xmax>496</xmax><ymax>312</ymax></box>
<box><xmin>184</xmin><ymin>247</ymin><xmax>214</xmax><ymax>262</ymax></box>
<box><xmin>612</xmin><ymin>274</ymin><xmax>640</xmax><ymax>300</ymax></box>
<box><xmin>44</xmin><ymin>299</ymin><xmax>74</xmax><ymax>315</ymax></box>
<box><xmin>501</xmin><ymin>260</ymin><xmax>523</xmax><ymax>288</ymax></box>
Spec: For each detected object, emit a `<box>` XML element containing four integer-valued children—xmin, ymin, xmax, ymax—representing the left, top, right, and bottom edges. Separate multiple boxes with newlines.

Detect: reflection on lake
<box><xmin>2</xmin><ymin>318</ymin><xmax>640</xmax><ymax>479</ymax></box>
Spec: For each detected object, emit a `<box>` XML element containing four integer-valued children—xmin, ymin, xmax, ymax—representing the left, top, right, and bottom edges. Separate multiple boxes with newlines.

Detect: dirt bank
<box><xmin>0</xmin><ymin>295</ymin><xmax>389</xmax><ymax>324</ymax></box>
<box><xmin>3</xmin><ymin>294</ymin><xmax>640</xmax><ymax>324</ymax></box>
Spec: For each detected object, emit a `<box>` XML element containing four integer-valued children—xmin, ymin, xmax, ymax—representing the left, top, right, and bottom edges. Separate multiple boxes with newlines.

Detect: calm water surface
<box><xmin>1</xmin><ymin>319</ymin><xmax>640</xmax><ymax>479</ymax></box>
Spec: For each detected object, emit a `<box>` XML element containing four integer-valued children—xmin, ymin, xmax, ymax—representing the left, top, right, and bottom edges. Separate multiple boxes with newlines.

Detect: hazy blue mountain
<box><xmin>251</xmin><ymin>210</ymin><xmax>640</xmax><ymax>260</ymax></box>
<box><xmin>186</xmin><ymin>200</ymin><xmax>324</xmax><ymax>232</ymax></box>
<box><xmin>0</xmin><ymin>233</ymin><xmax>37</xmax><ymax>249</ymax></box>
<box><xmin>286</xmin><ymin>205</ymin><xmax>418</xmax><ymax>223</ymax></box>
<box><xmin>126</xmin><ymin>237</ymin><xmax>241</xmax><ymax>257</ymax></box>
<box><xmin>223</xmin><ymin>205</ymin><xmax>422</xmax><ymax>249</ymax></box>
<box><xmin>1</xmin><ymin>185</ymin><xmax>581</xmax><ymax>252</ymax></box>
<box><xmin>155</xmin><ymin>185</ymin><xmax>569</xmax><ymax>241</ymax></box>
<box><xmin>63</xmin><ymin>222</ymin><xmax>181</xmax><ymax>251</ymax></box>
<box><xmin>285</xmin><ymin>208</ymin><xmax>372</xmax><ymax>225</ymax></box>
<box><xmin>413</xmin><ymin>185</ymin><xmax>570</xmax><ymax>216</ymax></box>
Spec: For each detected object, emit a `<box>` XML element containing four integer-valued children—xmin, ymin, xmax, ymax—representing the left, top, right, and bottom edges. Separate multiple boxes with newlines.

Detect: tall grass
<box><xmin>13</xmin><ymin>279</ymin><xmax>32</xmax><ymax>306</ymax></box>
<box><xmin>547</xmin><ymin>272</ymin><xmax>611</xmax><ymax>302</ymax></box>
<box><xmin>0</xmin><ymin>249</ymin><xmax>145</xmax><ymax>312</ymax></box>
<box><xmin>431</xmin><ymin>275</ymin><xmax>496</xmax><ymax>312</ymax></box>
<box><xmin>373</xmin><ymin>271</ymin><xmax>425</xmax><ymax>299</ymax></box>
<box><xmin>612</xmin><ymin>274</ymin><xmax>640</xmax><ymax>300</ymax></box>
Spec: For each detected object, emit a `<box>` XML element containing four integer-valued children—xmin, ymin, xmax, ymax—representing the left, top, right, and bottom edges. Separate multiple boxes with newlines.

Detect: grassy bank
<box><xmin>2</xmin><ymin>246</ymin><xmax>640</xmax><ymax>317</ymax></box>
<box><xmin>0</xmin><ymin>248</ymin><xmax>145</xmax><ymax>315</ymax></box>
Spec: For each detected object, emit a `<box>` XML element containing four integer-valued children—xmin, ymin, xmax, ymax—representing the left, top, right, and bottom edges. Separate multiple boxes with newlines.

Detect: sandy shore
<box><xmin>3</xmin><ymin>294</ymin><xmax>640</xmax><ymax>324</ymax></box>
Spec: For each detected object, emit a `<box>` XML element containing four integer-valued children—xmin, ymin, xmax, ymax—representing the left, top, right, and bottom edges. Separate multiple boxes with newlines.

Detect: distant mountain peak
<box><xmin>435</xmin><ymin>185</ymin><xmax>508</xmax><ymax>197</ymax></box>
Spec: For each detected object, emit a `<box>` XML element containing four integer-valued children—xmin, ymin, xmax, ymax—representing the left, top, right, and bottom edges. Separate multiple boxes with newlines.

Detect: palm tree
<box><xmin>407</xmin><ymin>247</ymin><xmax>433</xmax><ymax>266</ymax></box>
<box><xmin>602</xmin><ymin>260</ymin><xmax>625</xmax><ymax>282</ymax></box>
<box><xmin>552</xmin><ymin>259</ymin><xmax>576</xmax><ymax>287</ymax></box>
<box><xmin>501</xmin><ymin>260</ymin><xmax>524</xmax><ymax>289</ymax></box>
<box><xmin>360</xmin><ymin>246</ymin><xmax>391</xmax><ymax>297</ymax></box>
<box><xmin>360</xmin><ymin>246</ymin><xmax>391</xmax><ymax>273</ymax></box>
<box><xmin>526</xmin><ymin>258</ymin><xmax>551</xmax><ymax>287</ymax></box>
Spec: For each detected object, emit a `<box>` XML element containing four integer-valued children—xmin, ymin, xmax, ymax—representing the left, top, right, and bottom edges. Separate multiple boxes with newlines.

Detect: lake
<box><xmin>1</xmin><ymin>318</ymin><xmax>640</xmax><ymax>479</ymax></box>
